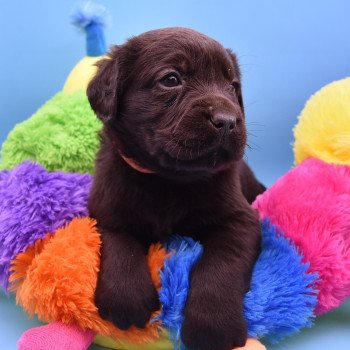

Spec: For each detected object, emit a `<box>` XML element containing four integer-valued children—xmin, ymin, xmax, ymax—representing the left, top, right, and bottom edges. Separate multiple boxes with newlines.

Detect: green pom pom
<box><xmin>0</xmin><ymin>91</ymin><xmax>102</xmax><ymax>173</ymax></box>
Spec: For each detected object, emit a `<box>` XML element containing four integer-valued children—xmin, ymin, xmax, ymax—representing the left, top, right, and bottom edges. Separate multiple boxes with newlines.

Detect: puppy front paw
<box><xmin>181</xmin><ymin>295</ymin><xmax>247</xmax><ymax>350</ymax></box>
<box><xmin>95</xmin><ymin>274</ymin><xmax>159</xmax><ymax>330</ymax></box>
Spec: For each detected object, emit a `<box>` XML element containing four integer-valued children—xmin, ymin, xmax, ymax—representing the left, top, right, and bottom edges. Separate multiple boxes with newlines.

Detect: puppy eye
<box><xmin>159</xmin><ymin>73</ymin><xmax>182</xmax><ymax>88</ymax></box>
<box><xmin>230</xmin><ymin>81</ymin><xmax>240</xmax><ymax>92</ymax></box>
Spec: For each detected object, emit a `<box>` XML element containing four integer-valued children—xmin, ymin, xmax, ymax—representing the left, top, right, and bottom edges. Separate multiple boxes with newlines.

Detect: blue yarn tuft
<box><xmin>244</xmin><ymin>219</ymin><xmax>318</xmax><ymax>343</ymax></box>
<box><xmin>155</xmin><ymin>236</ymin><xmax>203</xmax><ymax>349</ymax></box>
<box><xmin>156</xmin><ymin>220</ymin><xmax>318</xmax><ymax>348</ymax></box>
<box><xmin>70</xmin><ymin>1</ymin><xmax>109</xmax><ymax>56</ymax></box>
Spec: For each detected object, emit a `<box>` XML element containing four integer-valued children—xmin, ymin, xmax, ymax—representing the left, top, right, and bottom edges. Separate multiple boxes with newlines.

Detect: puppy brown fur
<box><xmin>87</xmin><ymin>27</ymin><xmax>265</xmax><ymax>350</ymax></box>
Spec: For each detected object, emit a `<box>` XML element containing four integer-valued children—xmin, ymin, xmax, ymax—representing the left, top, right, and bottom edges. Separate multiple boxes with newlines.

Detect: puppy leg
<box><xmin>94</xmin><ymin>227</ymin><xmax>159</xmax><ymax>330</ymax></box>
<box><xmin>239</xmin><ymin>160</ymin><xmax>266</xmax><ymax>204</ymax></box>
<box><xmin>182</xmin><ymin>214</ymin><xmax>260</xmax><ymax>350</ymax></box>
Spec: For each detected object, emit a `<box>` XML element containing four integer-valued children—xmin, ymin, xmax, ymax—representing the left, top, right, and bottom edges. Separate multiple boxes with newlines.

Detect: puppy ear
<box><xmin>226</xmin><ymin>49</ymin><xmax>244</xmax><ymax>112</ymax></box>
<box><xmin>87</xmin><ymin>47</ymin><xmax>120</xmax><ymax>122</ymax></box>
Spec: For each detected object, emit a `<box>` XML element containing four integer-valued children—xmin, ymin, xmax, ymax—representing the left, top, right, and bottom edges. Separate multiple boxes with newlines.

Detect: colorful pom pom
<box><xmin>0</xmin><ymin>162</ymin><xmax>91</xmax><ymax>291</ymax></box>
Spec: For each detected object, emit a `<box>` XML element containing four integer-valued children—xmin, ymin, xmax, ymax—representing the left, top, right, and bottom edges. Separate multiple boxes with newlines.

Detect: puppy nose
<box><xmin>210</xmin><ymin>113</ymin><xmax>237</xmax><ymax>132</ymax></box>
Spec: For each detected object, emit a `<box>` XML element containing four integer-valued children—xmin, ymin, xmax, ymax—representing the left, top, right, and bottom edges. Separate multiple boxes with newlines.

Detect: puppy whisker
<box><xmin>247</xmin><ymin>132</ymin><xmax>259</xmax><ymax>138</ymax></box>
<box><xmin>246</xmin><ymin>121</ymin><xmax>265</xmax><ymax>126</ymax></box>
<box><xmin>246</xmin><ymin>141</ymin><xmax>261</xmax><ymax>151</ymax></box>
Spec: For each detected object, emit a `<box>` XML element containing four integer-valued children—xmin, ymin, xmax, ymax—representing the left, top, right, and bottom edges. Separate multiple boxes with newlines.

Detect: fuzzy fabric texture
<box><xmin>244</xmin><ymin>220</ymin><xmax>317</xmax><ymax>343</ymax></box>
<box><xmin>9</xmin><ymin>216</ymin><xmax>318</xmax><ymax>348</ymax></box>
<box><xmin>71</xmin><ymin>1</ymin><xmax>108</xmax><ymax>56</ymax></box>
<box><xmin>0</xmin><ymin>91</ymin><xmax>102</xmax><ymax>173</ymax></box>
<box><xmin>71</xmin><ymin>1</ymin><xmax>110</xmax><ymax>29</ymax></box>
<box><xmin>253</xmin><ymin>157</ymin><xmax>350</xmax><ymax>314</ymax></box>
<box><xmin>18</xmin><ymin>322</ymin><xmax>95</xmax><ymax>350</ymax></box>
<box><xmin>10</xmin><ymin>217</ymin><xmax>165</xmax><ymax>345</ymax></box>
<box><xmin>0</xmin><ymin>161</ymin><xmax>92</xmax><ymax>291</ymax></box>
<box><xmin>155</xmin><ymin>236</ymin><xmax>203</xmax><ymax>349</ymax></box>
<box><xmin>157</xmin><ymin>221</ymin><xmax>317</xmax><ymax>348</ymax></box>
<box><xmin>294</xmin><ymin>77</ymin><xmax>350</xmax><ymax>166</ymax></box>
<box><xmin>0</xmin><ymin>161</ymin><xmax>323</xmax><ymax>347</ymax></box>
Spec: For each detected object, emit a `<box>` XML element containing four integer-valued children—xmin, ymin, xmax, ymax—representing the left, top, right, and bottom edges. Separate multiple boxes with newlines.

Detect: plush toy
<box><xmin>1</xmin><ymin>161</ymin><xmax>318</xmax><ymax>350</ymax></box>
<box><xmin>0</xmin><ymin>2</ymin><xmax>105</xmax><ymax>173</ymax></box>
<box><xmin>1</xmin><ymin>3</ymin><xmax>349</xmax><ymax>350</ymax></box>
<box><xmin>1</xmin><ymin>86</ymin><xmax>349</xmax><ymax>350</ymax></box>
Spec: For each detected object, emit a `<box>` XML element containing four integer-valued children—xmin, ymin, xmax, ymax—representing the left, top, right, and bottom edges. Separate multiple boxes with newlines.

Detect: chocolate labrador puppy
<box><xmin>87</xmin><ymin>27</ymin><xmax>265</xmax><ymax>350</ymax></box>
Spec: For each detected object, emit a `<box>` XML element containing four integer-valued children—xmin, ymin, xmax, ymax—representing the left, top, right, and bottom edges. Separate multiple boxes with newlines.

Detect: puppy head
<box><xmin>88</xmin><ymin>27</ymin><xmax>246</xmax><ymax>180</ymax></box>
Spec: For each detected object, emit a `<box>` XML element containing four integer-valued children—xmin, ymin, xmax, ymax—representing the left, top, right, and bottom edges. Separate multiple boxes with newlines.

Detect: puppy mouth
<box><xmin>164</xmin><ymin>151</ymin><xmax>232</xmax><ymax>172</ymax></box>
<box><xmin>164</xmin><ymin>140</ymin><xmax>219</xmax><ymax>162</ymax></box>
<box><xmin>160</xmin><ymin>140</ymin><xmax>241</xmax><ymax>172</ymax></box>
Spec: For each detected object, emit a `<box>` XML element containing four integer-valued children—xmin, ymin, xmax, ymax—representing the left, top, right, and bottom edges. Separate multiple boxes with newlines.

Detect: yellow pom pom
<box><xmin>63</xmin><ymin>56</ymin><xmax>105</xmax><ymax>93</ymax></box>
<box><xmin>293</xmin><ymin>77</ymin><xmax>350</xmax><ymax>166</ymax></box>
